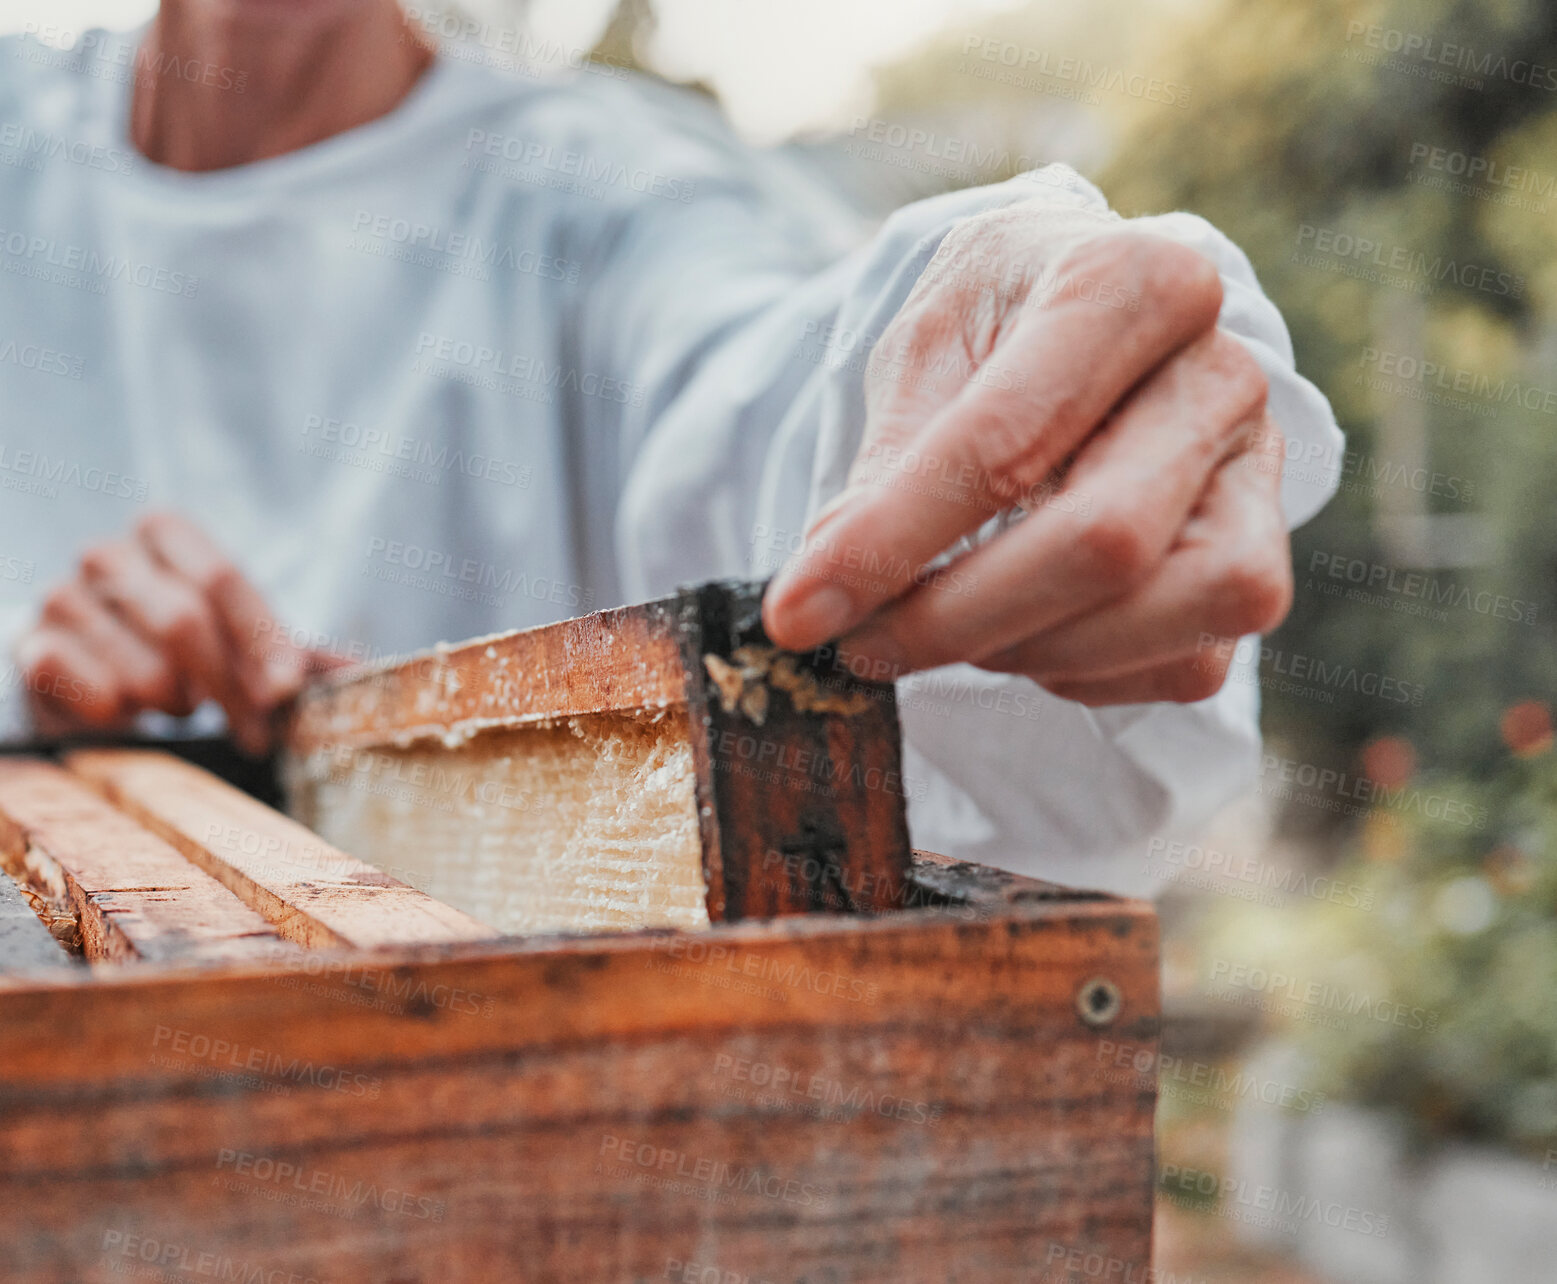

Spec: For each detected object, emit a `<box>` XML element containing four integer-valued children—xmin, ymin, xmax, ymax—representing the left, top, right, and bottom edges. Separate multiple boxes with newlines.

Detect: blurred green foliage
<box><xmin>1100</xmin><ymin>0</ymin><xmax>1557</xmax><ymax>782</ymax></box>
<box><xmin>1206</xmin><ymin>735</ymin><xmax>1557</xmax><ymax>1153</ymax></box>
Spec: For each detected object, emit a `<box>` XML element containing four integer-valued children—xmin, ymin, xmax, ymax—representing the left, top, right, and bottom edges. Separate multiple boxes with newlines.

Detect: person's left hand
<box><xmin>762</xmin><ymin>201</ymin><xmax>1293</xmax><ymax>706</ymax></box>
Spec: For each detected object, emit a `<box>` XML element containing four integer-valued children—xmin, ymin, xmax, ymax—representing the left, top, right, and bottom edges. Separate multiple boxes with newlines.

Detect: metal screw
<box><xmin>1077</xmin><ymin>976</ymin><xmax>1122</xmax><ymax>1027</ymax></box>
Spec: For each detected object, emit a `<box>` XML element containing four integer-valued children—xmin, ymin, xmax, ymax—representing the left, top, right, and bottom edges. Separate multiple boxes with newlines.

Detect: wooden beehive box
<box><xmin>0</xmin><ymin>583</ymin><xmax>1160</xmax><ymax>1283</ymax></box>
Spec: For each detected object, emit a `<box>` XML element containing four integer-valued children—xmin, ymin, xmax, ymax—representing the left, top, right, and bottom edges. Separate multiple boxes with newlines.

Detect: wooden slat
<box><xmin>287</xmin><ymin>599</ymin><xmax>688</xmax><ymax>754</ymax></box>
<box><xmin>0</xmin><ymin>864</ymin><xmax>74</xmax><ymax>971</ymax></box>
<box><xmin>64</xmin><ymin>750</ymin><xmax>497</xmax><ymax>951</ymax></box>
<box><xmin>0</xmin><ymin>856</ymin><xmax>1159</xmax><ymax>1281</ymax></box>
<box><xmin>0</xmin><ymin>759</ymin><xmax>290</xmax><ymax>966</ymax></box>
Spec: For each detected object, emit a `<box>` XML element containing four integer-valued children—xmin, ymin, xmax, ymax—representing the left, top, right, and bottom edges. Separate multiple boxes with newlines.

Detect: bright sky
<box><xmin>0</xmin><ymin>0</ymin><xmax>1027</xmax><ymax>141</ymax></box>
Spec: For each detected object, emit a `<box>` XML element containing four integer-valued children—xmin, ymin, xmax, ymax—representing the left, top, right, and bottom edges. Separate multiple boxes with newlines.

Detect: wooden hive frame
<box><xmin>0</xmin><ymin>582</ymin><xmax>1161</xmax><ymax>1283</ymax></box>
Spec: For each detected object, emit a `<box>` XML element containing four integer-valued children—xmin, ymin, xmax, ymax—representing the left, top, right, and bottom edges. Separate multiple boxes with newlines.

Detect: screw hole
<box><xmin>1077</xmin><ymin>976</ymin><xmax>1122</xmax><ymax>1027</ymax></box>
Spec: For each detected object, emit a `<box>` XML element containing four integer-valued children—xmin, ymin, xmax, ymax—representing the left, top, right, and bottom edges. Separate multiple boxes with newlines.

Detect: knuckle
<box><xmin>193</xmin><ymin>559</ymin><xmax>241</xmax><ymax>600</ymax></box>
<box><xmin>1216</xmin><ymin>551</ymin><xmax>1294</xmax><ymax>635</ymax></box>
<box><xmin>77</xmin><ymin>541</ymin><xmax>126</xmax><ymax>580</ymax></box>
<box><xmin>1076</xmin><ymin>512</ymin><xmax>1154</xmax><ymax>588</ymax></box>
<box><xmin>1204</xmin><ymin>332</ymin><xmax>1269</xmax><ymax>420</ymax></box>
<box><xmin>134</xmin><ymin>510</ymin><xmax>179</xmax><ymax>543</ymax></box>
<box><xmin>40</xmin><ymin>584</ymin><xmax>87</xmax><ymax>626</ymax></box>
<box><xmin>955</xmin><ymin>395</ymin><xmax>1038</xmax><ymax>491</ymax></box>
<box><xmin>1165</xmin><ymin>657</ymin><xmax>1229</xmax><ymax>703</ymax></box>
<box><xmin>150</xmin><ymin>586</ymin><xmax>208</xmax><ymax>646</ymax></box>
<box><xmin>1061</xmin><ymin>232</ymin><xmax>1222</xmax><ymax>327</ymax></box>
<box><xmin>1145</xmin><ymin>238</ymin><xmax>1223</xmax><ymax>328</ymax></box>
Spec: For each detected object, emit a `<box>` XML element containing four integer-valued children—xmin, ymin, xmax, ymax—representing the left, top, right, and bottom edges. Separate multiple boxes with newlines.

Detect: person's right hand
<box><xmin>15</xmin><ymin>512</ymin><xmax>333</xmax><ymax>755</ymax></box>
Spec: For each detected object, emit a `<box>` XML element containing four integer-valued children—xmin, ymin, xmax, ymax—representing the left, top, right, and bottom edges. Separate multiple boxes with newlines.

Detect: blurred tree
<box><xmin>1099</xmin><ymin>0</ymin><xmax>1557</xmax><ymax>785</ymax></box>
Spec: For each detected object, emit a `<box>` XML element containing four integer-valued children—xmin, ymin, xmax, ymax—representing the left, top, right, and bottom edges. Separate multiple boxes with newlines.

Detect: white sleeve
<box><xmin>603</xmin><ymin>163</ymin><xmax>1343</xmax><ymax>896</ymax></box>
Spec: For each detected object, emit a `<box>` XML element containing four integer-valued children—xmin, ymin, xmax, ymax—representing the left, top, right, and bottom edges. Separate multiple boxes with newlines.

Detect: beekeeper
<box><xmin>0</xmin><ymin>0</ymin><xmax>1341</xmax><ymax>893</ymax></box>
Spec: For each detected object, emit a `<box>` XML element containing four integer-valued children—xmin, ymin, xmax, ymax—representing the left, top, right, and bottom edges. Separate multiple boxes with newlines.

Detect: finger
<box><xmin>1042</xmin><ymin>653</ymin><xmax>1235</xmax><ymax>708</ymax></box>
<box><xmin>78</xmin><ymin>537</ymin><xmax>253</xmax><ymax>725</ymax></box>
<box><xmin>982</xmin><ymin>425</ymin><xmax>1291</xmax><ymax>681</ymax></box>
<box><xmin>14</xmin><ymin>627</ymin><xmax>125</xmax><ymax>728</ymax></box>
<box><xmin>835</xmin><ymin>329</ymin><xmax>1270</xmax><ymax>676</ymax></box>
<box><xmin>765</xmin><ymin>231</ymin><xmax>1224</xmax><ymax>650</ymax></box>
<box><xmin>136</xmin><ymin>511</ymin><xmax>308</xmax><ymax>707</ymax></box>
<box><xmin>37</xmin><ymin>581</ymin><xmax>192</xmax><ymax>715</ymax></box>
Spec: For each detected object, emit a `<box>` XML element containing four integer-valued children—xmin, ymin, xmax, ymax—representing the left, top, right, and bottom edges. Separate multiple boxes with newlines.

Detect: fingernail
<box><xmin>768</xmin><ymin>580</ymin><xmax>856</xmax><ymax>650</ymax></box>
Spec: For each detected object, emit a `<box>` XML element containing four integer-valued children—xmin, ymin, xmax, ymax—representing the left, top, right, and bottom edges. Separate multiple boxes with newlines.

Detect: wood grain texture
<box><xmin>0</xmin><ymin>855</ymin><xmax>1159</xmax><ymax>1283</ymax></box>
<box><xmin>676</xmin><ymin>582</ymin><xmax>911</xmax><ymax>921</ymax></box>
<box><xmin>64</xmin><ymin>750</ymin><xmax>497</xmax><ymax>951</ymax></box>
<box><xmin>0</xmin><ymin>759</ymin><xmax>288</xmax><ymax>967</ymax></box>
<box><xmin>287</xmin><ymin>600</ymin><xmax>688</xmax><ymax>754</ymax></box>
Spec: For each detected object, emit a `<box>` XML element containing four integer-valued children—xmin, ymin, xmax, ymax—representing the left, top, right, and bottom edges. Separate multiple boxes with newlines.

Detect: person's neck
<box><xmin>131</xmin><ymin>1</ymin><xmax>435</xmax><ymax>172</ymax></box>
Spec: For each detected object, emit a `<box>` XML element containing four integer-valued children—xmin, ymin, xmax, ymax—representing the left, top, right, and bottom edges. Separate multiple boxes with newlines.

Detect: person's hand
<box><xmin>762</xmin><ymin>203</ymin><xmax>1292</xmax><ymax>706</ymax></box>
<box><xmin>15</xmin><ymin>512</ymin><xmax>338</xmax><ymax>753</ymax></box>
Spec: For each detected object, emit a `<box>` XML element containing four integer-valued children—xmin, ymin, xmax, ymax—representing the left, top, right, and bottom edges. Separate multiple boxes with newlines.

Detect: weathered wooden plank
<box><xmin>0</xmin><ymin>863</ymin><xmax>74</xmax><ymax>971</ymax></box>
<box><xmin>0</xmin><ymin>856</ymin><xmax>1159</xmax><ymax>1282</ymax></box>
<box><xmin>64</xmin><ymin>750</ymin><xmax>496</xmax><ymax>951</ymax></box>
<box><xmin>676</xmin><ymin>581</ymin><xmax>912</xmax><ymax>920</ymax></box>
<box><xmin>285</xmin><ymin>581</ymin><xmax>911</xmax><ymax>927</ymax></box>
<box><xmin>287</xmin><ymin>600</ymin><xmax>689</xmax><ymax>754</ymax></box>
<box><xmin>0</xmin><ymin>759</ymin><xmax>289</xmax><ymax>967</ymax></box>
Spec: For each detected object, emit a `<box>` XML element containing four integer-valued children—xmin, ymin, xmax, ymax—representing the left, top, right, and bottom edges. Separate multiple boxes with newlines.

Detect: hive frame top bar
<box><xmin>288</xmin><ymin>596</ymin><xmax>690</xmax><ymax>754</ymax></box>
